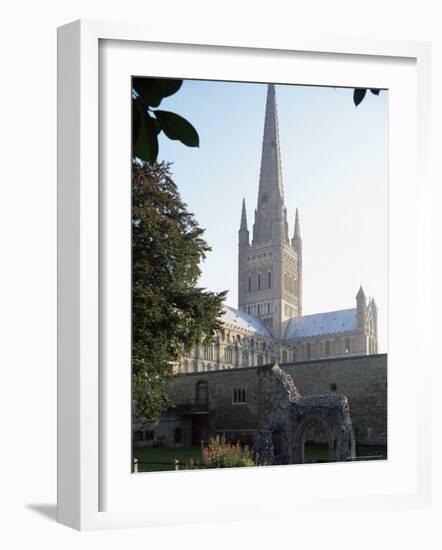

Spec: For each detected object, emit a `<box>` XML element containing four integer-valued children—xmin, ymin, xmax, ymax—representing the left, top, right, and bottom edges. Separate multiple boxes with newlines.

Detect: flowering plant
<box><xmin>202</xmin><ymin>435</ymin><xmax>256</xmax><ymax>468</ymax></box>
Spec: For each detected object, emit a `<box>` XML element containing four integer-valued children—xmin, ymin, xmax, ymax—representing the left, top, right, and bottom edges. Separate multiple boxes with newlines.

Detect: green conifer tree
<box><xmin>132</xmin><ymin>161</ymin><xmax>227</xmax><ymax>425</ymax></box>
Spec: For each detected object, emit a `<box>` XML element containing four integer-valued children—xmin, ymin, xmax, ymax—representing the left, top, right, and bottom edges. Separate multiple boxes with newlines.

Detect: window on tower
<box><xmin>248</xmin><ymin>276</ymin><xmax>251</xmax><ymax>292</ymax></box>
<box><xmin>268</xmin><ymin>271</ymin><xmax>272</xmax><ymax>288</ymax></box>
<box><xmin>258</xmin><ymin>274</ymin><xmax>261</xmax><ymax>290</ymax></box>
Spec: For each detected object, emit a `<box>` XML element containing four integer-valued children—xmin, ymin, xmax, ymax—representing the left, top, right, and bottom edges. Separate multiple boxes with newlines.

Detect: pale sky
<box><xmin>153</xmin><ymin>79</ymin><xmax>388</xmax><ymax>352</ymax></box>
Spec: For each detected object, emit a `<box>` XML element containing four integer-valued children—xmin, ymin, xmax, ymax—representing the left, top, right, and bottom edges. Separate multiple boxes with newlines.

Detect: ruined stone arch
<box><xmin>254</xmin><ymin>364</ymin><xmax>356</xmax><ymax>466</ymax></box>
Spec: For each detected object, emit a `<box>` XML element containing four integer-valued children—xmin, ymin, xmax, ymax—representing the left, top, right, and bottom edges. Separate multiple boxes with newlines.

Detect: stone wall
<box><xmin>165</xmin><ymin>353</ymin><xmax>387</xmax><ymax>446</ymax></box>
<box><xmin>134</xmin><ymin>414</ymin><xmax>193</xmax><ymax>448</ymax></box>
<box><xmin>169</xmin><ymin>368</ymin><xmax>259</xmax><ymax>432</ymax></box>
<box><xmin>283</xmin><ymin>355</ymin><xmax>387</xmax><ymax>445</ymax></box>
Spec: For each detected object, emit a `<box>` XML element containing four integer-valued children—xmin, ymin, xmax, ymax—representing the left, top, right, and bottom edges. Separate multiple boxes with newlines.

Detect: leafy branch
<box><xmin>132</xmin><ymin>77</ymin><xmax>199</xmax><ymax>163</ymax></box>
<box><xmin>353</xmin><ymin>87</ymin><xmax>381</xmax><ymax>107</ymax></box>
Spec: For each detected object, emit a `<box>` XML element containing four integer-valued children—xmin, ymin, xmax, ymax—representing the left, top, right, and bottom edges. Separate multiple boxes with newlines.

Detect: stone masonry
<box><xmin>255</xmin><ymin>364</ymin><xmax>355</xmax><ymax>464</ymax></box>
<box><xmin>137</xmin><ymin>354</ymin><xmax>387</xmax><ymax>460</ymax></box>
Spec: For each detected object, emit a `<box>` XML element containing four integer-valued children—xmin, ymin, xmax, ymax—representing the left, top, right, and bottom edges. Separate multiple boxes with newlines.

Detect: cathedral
<box><xmin>179</xmin><ymin>84</ymin><xmax>378</xmax><ymax>374</ymax></box>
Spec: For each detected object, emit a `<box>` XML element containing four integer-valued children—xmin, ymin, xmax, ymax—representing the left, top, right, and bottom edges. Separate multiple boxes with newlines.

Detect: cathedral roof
<box><xmin>222</xmin><ymin>305</ymin><xmax>272</xmax><ymax>338</ymax></box>
<box><xmin>284</xmin><ymin>308</ymin><xmax>357</xmax><ymax>340</ymax></box>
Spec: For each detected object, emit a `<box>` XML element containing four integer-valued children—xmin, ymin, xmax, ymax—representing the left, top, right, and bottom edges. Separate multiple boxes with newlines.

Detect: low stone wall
<box><xmin>165</xmin><ymin>353</ymin><xmax>387</xmax><ymax>446</ymax></box>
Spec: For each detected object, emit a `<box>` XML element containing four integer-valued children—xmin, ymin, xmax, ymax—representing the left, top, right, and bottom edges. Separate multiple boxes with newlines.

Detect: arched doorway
<box><xmin>293</xmin><ymin>416</ymin><xmax>334</xmax><ymax>464</ymax></box>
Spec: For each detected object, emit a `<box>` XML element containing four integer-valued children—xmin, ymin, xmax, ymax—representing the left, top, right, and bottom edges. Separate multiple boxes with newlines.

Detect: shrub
<box><xmin>202</xmin><ymin>435</ymin><xmax>256</xmax><ymax>468</ymax></box>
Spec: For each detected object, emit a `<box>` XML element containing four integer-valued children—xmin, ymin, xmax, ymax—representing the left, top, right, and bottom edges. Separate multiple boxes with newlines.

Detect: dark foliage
<box><xmin>353</xmin><ymin>87</ymin><xmax>381</xmax><ymax>107</ymax></box>
<box><xmin>132</xmin><ymin>78</ymin><xmax>199</xmax><ymax>164</ymax></box>
<box><xmin>132</xmin><ymin>161</ymin><xmax>227</xmax><ymax>424</ymax></box>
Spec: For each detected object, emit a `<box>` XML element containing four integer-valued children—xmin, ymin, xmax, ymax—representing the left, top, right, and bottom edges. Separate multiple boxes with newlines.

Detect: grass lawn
<box><xmin>356</xmin><ymin>444</ymin><xmax>387</xmax><ymax>460</ymax></box>
<box><xmin>304</xmin><ymin>443</ymin><xmax>329</xmax><ymax>461</ymax></box>
<box><xmin>134</xmin><ymin>443</ymin><xmax>388</xmax><ymax>472</ymax></box>
<box><xmin>304</xmin><ymin>443</ymin><xmax>387</xmax><ymax>462</ymax></box>
<box><xmin>134</xmin><ymin>445</ymin><xmax>202</xmax><ymax>472</ymax></box>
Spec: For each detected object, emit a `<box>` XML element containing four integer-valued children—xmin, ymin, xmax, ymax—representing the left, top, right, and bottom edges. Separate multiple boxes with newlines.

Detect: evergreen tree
<box><xmin>132</xmin><ymin>161</ymin><xmax>227</xmax><ymax>425</ymax></box>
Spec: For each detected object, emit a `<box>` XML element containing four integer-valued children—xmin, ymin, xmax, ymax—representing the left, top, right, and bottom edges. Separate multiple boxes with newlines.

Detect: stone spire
<box><xmin>257</xmin><ymin>84</ymin><xmax>284</xmax><ymax>205</ymax></box>
<box><xmin>252</xmin><ymin>84</ymin><xmax>288</xmax><ymax>245</ymax></box>
<box><xmin>238</xmin><ymin>82</ymin><xmax>301</xmax><ymax>337</ymax></box>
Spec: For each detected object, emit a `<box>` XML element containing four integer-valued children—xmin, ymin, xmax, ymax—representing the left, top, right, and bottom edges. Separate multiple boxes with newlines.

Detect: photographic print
<box><xmin>131</xmin><ymin>78</ymin><xmax>388</xmax><ymax>472</ymax></box>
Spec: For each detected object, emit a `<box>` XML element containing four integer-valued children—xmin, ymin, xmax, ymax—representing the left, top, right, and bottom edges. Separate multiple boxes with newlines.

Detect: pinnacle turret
<box><xmin>356</xmin><ymin>285</ymin><xmax>366</xmax><ymax>300</ymax></box>
<box><xmin>238</xmin><ymin>198</ymin><xmax>250</xmax><ymax>247</ymax></box>
<box><xmin>356</xmin><ymin>285</ymin><xmax>367</xmax><ymax>330</ymax></box>
<box><xmin>294</xmin><ymin>208</ymin><xmax>301</xmax><ymax>239</ymax></box>
<box><xmin>240</xmin><ymin>198</ymin><xmax>248</xmax><ymax>230</ymax></box>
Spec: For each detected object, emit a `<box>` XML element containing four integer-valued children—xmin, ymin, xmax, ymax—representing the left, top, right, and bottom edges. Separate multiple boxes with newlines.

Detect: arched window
<box><xmin>258</xmin><ymin>273</ymin><xmax>261</xmax><ymax>290</ymax></box>
<box><xmin>306</xmin><ymin>343</ymin><xmax>312</xmax><ymax>359</ymax></box>
<box><xmin>224</xmin><ymin>347</ymin><xmax>233</xmax><ymax>363</ymax></box>
<box><xmin>325</xmin><ymin>340</ymin><xmax>331</xmax><ymax>356</ymax></box>
<box><xmin>196</xmin><ymin>381</ymin><xmax>208</xmax><ymax>406</ymax></box>
<box><xmin>268</xmin><ymin>271</ymin><xmax>272</xmax><ymax>289</ymax></box>
<box><xmin>204</xmin><ymin>346</ymin><xmax>214</xmax><ymax>361</ymax></box>
<box><xmin>233</xmin><ymin>388</ymin><xmax>246</xmax><ymax>404</ymax></box>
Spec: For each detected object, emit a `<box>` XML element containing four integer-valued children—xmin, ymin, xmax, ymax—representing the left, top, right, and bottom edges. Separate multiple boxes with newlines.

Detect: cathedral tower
<box><xmin>238</xmin><ymin>84</ymin><xmax>302</xmax><ymax>339</ymax></box>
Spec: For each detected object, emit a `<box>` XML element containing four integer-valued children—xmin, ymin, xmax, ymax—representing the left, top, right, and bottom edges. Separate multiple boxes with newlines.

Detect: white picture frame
<box><xmin>57</xmin><ymin>19</ymin><xmax>432</xmax><ymax>531</ymax></box>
